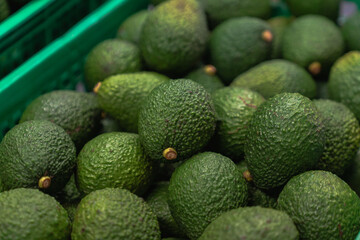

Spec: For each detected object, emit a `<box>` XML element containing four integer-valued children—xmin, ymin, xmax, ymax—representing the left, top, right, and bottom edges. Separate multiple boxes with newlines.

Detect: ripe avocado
<box><xmin>285</xmin><ymin>0</ymin><xmax>341</xmax><ymax>21</ymax></box>
<box><xmin>0</xmin><ymin>188</ymin><xmax>70</xmax><ymax>240</ymax></box>
<box><xmin>96</xmin><ymin>72</ymin><xmax>169</xmax><ymax>133</ymax></box>
<box><xmin>117</xmin><ymin>10</ymin><xmax>148</xmax><ymax>44</ymax></box>
<box><xmin>277</xmin><ymin>170</ymin><xmax>360</xmax><ymax>240</ymax></box>
<box><xmin>140</xmin><ymin>0</ymin><xmax>209</xmax><ymax>75</ymax></box>
<box><xmin>245</xmin><ymin>93</ymin><xmax>325</xmax><ymax>189</ymax></box>
<box><xmin>168</xmin><ymin>152</ymin><xmax>248</xmax><ymax>239</ymax></box>
<box><xmin>231</xmin><ymin>59</ymin><xmax>316</xmax><ymax>99</ymax></box>
<box><xmin>0</xmin><ymin>0</ymin><xmax>10</xmax><ymax>22</ymax></box>
<box><xmin>84</xmin><ymin>39</ymin><xmax>142</xmax><ymax>89</ymax></box>
<box><xmin>342</xmin><ymin>13</ymin><xmax>360</xmax><ymax>51</ymax></box>
<box><xmin>0</xmin><ymin>120</ymin><xmax>76</xmax><ymax>193</ymax></box>
<box><xmin>210</xmin><ymin>17</ymin><xmax>273</xmax><ymax>84</ymax></box>
<box><xmin>199</xmin><ymin>206</ymin><xmax>299</xmax><ymax>240</ymax></box>
<box><xmin>267</xmin><ymin>16</ymin><xmax>293</xmax><ymax>59</ymax></box>
<box><xmin>71</xmin><ymin>188</ymin><xmax>161</xmax><ymax>240</ymax></box>
<box><xmin>138</xmin><ymin>79</ymin><xmax>216</xmax><ymax>162</ymax></box>
<box><xmin>185</xmin><ymin>65</ymin><xmax>224</xmax><ymax>94</ymax></box>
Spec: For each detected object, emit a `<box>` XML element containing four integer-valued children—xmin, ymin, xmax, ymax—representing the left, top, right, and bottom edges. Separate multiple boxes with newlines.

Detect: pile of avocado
<box><xmin>1</xmin><ymin>0</ymin><xmax>360</xmax><ymax>239</ymax></box>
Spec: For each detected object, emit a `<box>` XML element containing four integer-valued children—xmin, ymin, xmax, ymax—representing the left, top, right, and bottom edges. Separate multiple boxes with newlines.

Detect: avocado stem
<box><xmin>93</xmin><ymin>82</ymin><xmax>102</xmax><ymax>94</ymax></box>
<box><xmin>204</xmin><ymin>65</ymin><xmax>217</xmax><ymax>76</ymax></box>
<box><xmin>308</xmin><ymin>62</ymin><xmax>322</xmax><ymax>75</ymax></box>
<box><xmin>163</xmin><ymin>147</ymin><xmax>177</xmax><ymax>161</ymax></box>
<box><xmin>38</xmin><ymin>176</ymin><xmax>51</xmax><ymax>189</ymax></box>
<box><xmin>243</xmin><ymin>170</ymin><xmax>253</xmax><ymax>182</ymax></box>
<box><xmin>261</xmin><ymin>30</ymin><xmax>273</xmax><ymax>43</ymax></box>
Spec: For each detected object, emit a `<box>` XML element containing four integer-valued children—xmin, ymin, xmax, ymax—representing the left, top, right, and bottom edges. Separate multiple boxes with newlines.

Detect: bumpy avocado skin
<box><xmin>0</xmin><ymin>188</ymin><xmax>70</xmax><ymax>240</ymax></box>
<box><xmin>231</xmin><ymin>59</ymin><xmax>316</xmax><ymax>99</ymax></box>
<box><xmin>140</xmin><ymin>0</ymin><xmax>209</xmax><ymax>75</ymax></box>
<box><xmin>212</xmin><ymin>87</ymin><xmax>265</xmax><ymax>161</ymax></box>
<box><xmin>285</xmin><ymin>0</ymin><xmax>341</xmax><ymax>21</ymax></box>
<box><xmin>210</xmin><ymin>17</ymin><xmax>273</xmax><ymax>84</ymax></box>
<box><xmin>277</xmin><ymin>170</ymin><xmax>360</xmax><ymax>240</ymax></box>
<box><xmin>185</xmin><ymin>66</ymin><xmax>224</xmax><ymax>94</ymax></box>
<box><xmin>282</xmin><ymin>15</ymin><xmax>344</xmax><ymax>76</ymax></box>
<box><xmin>328</xmin><ymin>51</ymin><xmax>360</xmax><ymax>120</ymax></box>
<box><xmin>245</xmin><ymin>93</ymin><xmax>325</xmax><ymax>190</ymax></box>
<box><xmin>342</xmin><ymin>13</ymin><xmax>360</xmax><ymax>51</ymax></box>
<box><xmin>0</xmin><ymin>120</ymin><xmax>76</xmax><ymax>193</ymax></box>
<box><xmin>84</xmin><ymin>39</ymin><xmax>142</xmax><ymax>89</ymax></box>
<box><xmin>313</xmin><ymin>99</ymin><xmax>360</xmax><ymax>176</ymax></box>
<box><xmin>97</xmin><ymin>72</ymin><xmax>169</xmax><ymax>133</ymax></box>
<box><xmin>168</xmin><ymin>152</ymin><xmax>248</xmax><ymax>240</ymax></box>
<box><xmin>199</xmin><ymin>206</ymin><xmax>299</xmax><ymax>240</ymax></box>
<box><xmin>76</xmin><ymin>132</ymin><xmax>154</xmax><ymax>196</ymax></box>
<box><xmin>72</xmin><ymin>188</ymin><xmax>161</xmax><ymax>240</ymax></box>
<box><xmin>117</xmin><ymin>10</ymin><xmax>148</xmax><ymax>44</ymax></box>
<box><xmin>138</xmin><ymin>79</ymin><xmax>216</xmax><ymax>162</ymax></box>
<box><xmin>20</xmin><ymin>90</ymin><xmax>101</xmax><ymax>151</ymax></box>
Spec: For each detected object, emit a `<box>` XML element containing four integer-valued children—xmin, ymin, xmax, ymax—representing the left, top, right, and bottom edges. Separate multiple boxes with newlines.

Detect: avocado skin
<box><xmin>185</xmin><ymin>66</ymin><xmax>224</xmax><ymax>94</ymax></box>
<box><xmin>0</xmin><ymin>120</ymin><xmax>76</xmax><ymax>193</ymax></box>
<box><xmin>285</xmin><ymin>0</ymin><xmax>341</xmax><ymax>21</ymax></box>
<box><xmin>245</xmin><ymin>93</ymin><xmax>325</xmax><ymax>190</ymax></box>
<box><xmin>210</xmin><ymin>17</ymin><xmax>273</xmax><ymax>84</ymax></box>
<box><xmin>199</xmin><ymin>206</ymin><xmax>299</xmax><ymax>240</ymax></box>
<box><xmin>168</xmin><ymin>152</ymin><xmax>248</xmax><ymax>240</ymax></box>
<box><xmin>140</xmin><ymin>0</ymin><xmax>209</xmax><ymax>75</ymax></box>
<box><xmin>277</xmin><ymin>170</ymin><xmax>360</xmax><ymax>240</ymax></box>
<box><xmin>138</xmin><ymin>79</ymin><xmax>216</xmax><ymax>162</ymax></box>
<box><xmin>117</xmin><ymin>10</ymin><xmax>148</xmax><ymax>44</ymax></box>
<box><xmin>231</xmin><ymin>59</ymin><xmax>316</xmax><ymax>99</ymax></box>
<box><xmin>0</xmin><ymin>188</ymin><xmax>70</xmax><ymax>240</ymax></box>
<box><xmin>342</xmin><ymin>13</ymin><xmax>360</xmax><ymax>51</ymax></box>
<box><xmin>71</xmin><ymin>188</ymin><xmax>161</xmax><ymax>240</ymax></box>
<box><xmin>267</xmin><ymin>17</ymin><xmax>293</xmax><ymax>59</ymax></box>
<box><xmin>20</xmin><ymin>90</ymin><xmax>101</xmax><ymax>151</ymax></box>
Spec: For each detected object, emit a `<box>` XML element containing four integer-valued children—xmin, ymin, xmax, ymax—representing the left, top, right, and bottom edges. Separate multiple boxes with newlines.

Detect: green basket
<box><xmin>0</xmin><ymin>0</ymin><xmax>107</xmax><ymax>80</ymax></box>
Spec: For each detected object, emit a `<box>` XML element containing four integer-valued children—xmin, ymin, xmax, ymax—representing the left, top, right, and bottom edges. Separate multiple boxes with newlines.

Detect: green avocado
<box><xmin>62</xmin><ymin>200</ymin><xmax>79</xmax><ymax>223</ymax></box>
<box><xmin>185</xmin><ymin>65</ymin><xmax>224</xmax><ymax>94</ymax></box>
<box><xmin>117</xmin><ymin>10</ymin><xmax>148</xmax><ymax>44</ymax></box>
<box><xmin>285</xmin><ymin>0</ymin><xmax>341</xmax><ymax>21</ymax></box>
<box><xmin>277</xmin><ymin>170</ymin><xmax>360</xmax><ymax>240</ymax></box>
<box><xmin>342</xmin><ymin>13</ymin><xmax>360</xmax><ymax>51</ymax></box>
<box><xmin>267</xmin><ymin>16</ymin><xmax>293</xmax><ymax>59</ymax></box>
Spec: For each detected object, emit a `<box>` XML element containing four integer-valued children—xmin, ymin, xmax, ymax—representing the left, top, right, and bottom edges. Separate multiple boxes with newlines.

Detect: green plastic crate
<box><xmin>0</xmin><ymin>0</ymin><xmax>107</xmax><ymax>80</ymax></box>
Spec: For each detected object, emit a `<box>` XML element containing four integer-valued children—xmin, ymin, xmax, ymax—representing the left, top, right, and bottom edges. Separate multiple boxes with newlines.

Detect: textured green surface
<box><xmin>328</xmin><ymin>51</ymin><xmax>360</xmax><ymax>120</ymax></box>
<box><xmin>231</xmin><ymin>59</ymin><xmax>316</xmax><ymax>99</ymax></box>
<box><xmin>72</xmin><ymin>188</ymin><xmax>161</xmax><ymax>240</ymax></box>
<box><xmin>185</xmin><ymin>66</ymin><xmax>224</xmax><ymax>94</ymax></box>
<box><xmin>343</xmin><ymin>149</ymin><xmax>360</xmax><ymax>197</ymax></box>
<box><xmin>245</xmin><ymin>93</ymin><xmax>325</xmax><ymax>189</ymax></box>
<box><xmin>55</xmin><ymin>174</ymin><xmax>82</xmax><ymax>204</ymax></box>
<box><xmin>20</xmin><ymin>90</ymin><xmax>101</xmax><ymax>151</ymax></box>
<box><xmin>199</xmin><ymin>206</ymin><xmax>299</xmax><ymax>240</ymax></box>
<box><xmin>282</xmin><ymin>15</ymin><xmax>344</xmax><ymax>76</ymax></box>
<box><xmin>117</xmin><ymin>10</ymin><xmax>148</xmax><ymax>44</ymax></box>
<box><xmin>285</xmin><ymin>0</ymin><xmax>341</xmax><ymax>21</ymax></box>
<box><xmin>197</xmin><ymin>0</ymin><xmax>271</xmax><ymax>26</ymax></box>
<box><xmin>212</xmin><ymin>87</ymin><xmax>265</xmax><ymax>161</ymax></box>
<box><xmin>342</xmin><ymin>13</ymin><xmax>360</xmax><ymax>51</ymax></box>
<box><xmin>210</xmin><ymin>17</ymin><xmax>273</xmax><ymax>84</ymax></box>
<box><xmin>146</xmin><ymin>182</ymin><xmax>185</xmax><ymax>238</ymax></box>
<box><xmin>84</xmin><ymin>39</ymin><xmax>142</xmax><ymax>89</ymax></box>
<box><xmin>138</xmin><ymin>79</ymin><xmax>216</xmax><ymax>162</ymax></box>
<box><xmin>0</xmin><ymin>188</ymin><xmax>70</xmax><ymax>240</ymax></box>
<box><xmin>313</xmin><ymin>99</ymin><xmax>360</xmax><ymax>176</ymax></box>
<box><xmin>168</xmin><ymin>152</ymin><xmax>248</xmax><ymax>240</ymax></box>
<box><xmin>277</xmin><ymin>170</ymin><xmax>360</xmax><ymax>240</ymax></box>
<box><xmin>267</xmin><ymin>16</ymin><xmax>293</xmax><ymax>59</ymax></box>
<box><xmin>140</xmin><ymin>0</ymin><xmax>208</xmax><ymax>75</ymax></box>
<box><xmin>0</xmin><ymin>120</ymin><xmax>76</xmax><ymax>193</ymax></box>
<box><xmin>0</xmin><ymin>0</ymin><xmax>10</xmax><ymax>22</ymax></box>
<box><xmin>97</xmin><ymin>72</ymin><xmax>169</xmax><ymax>133</ymax></box>
<box><xmin>76</xmin><ymin>132</ymin><xmax>154</xmax><ymax>196</ymax></box>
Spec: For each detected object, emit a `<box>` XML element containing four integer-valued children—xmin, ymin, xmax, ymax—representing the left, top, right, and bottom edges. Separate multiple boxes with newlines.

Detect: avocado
<box><xmin>185</xmin><ymin>65</ymin><xmax>224</xmax><ymax>94</ymax></box>
<box><xmin>84</xmin><ymin>39</ymin><xmax>142</xmax><ymax>89</ymax></box>
<box><xmin>168</xmin><ymin>152</ymin><xmax>248</xmax><ymax>239</ymax></box>
<box><xmin>0</xmin><ymin>188</ymin><xmax>70</xmax><ymax>240</ymax></box>
<box><xmin>231</xmin><ymin>59</ymin><xmax>316</xmax><ymax>99</ymax></box>
<box><xmin>282</xmin><ymin>15</ymin><xmax>344</xmax><ymax>77</ymax></box>
<box><xmin>98</xmin><ymin>115</ymin><xmax>122</xmax><ymax>134</ymax></box>
<box><xmin>209</xmin><ymin>17</ymin><xmax>273</xmax><ymax>84</ymax></box>
<box><xmin>0</xmin><ymin>0</ymin><xmax>10</xmax><ymax>22</ymax></box>
<box><xmin>96</xmin><ymin>72</ymin><xmax>169</xmax><ymax>133</ymax></box>
<box><xmin>138</xmin><ymin>79</ymin><xmax>216</xmax><ymax>162</ymax></box>
<box><xmin>267</xmin><ymin>16</ymin><xmax>293</xmax><ymax>59</ymax></box>
<box><xmin>313</xmin><ymin>99</ymin><xmax>360</xmax><ymax>176</ymax></box>
<box><xmin>62</xmin><ymin>200</ymin><xmax>79</xmax><ymax>223</ymax></box>
<box><xmin>146</xmin><ymin>182</ymin><xmax>186</xmax><ymax>238</ymax></box>
<box><xmin>140</xmin><ymin>0</ymin><xmax>209</xmax><ymax>75</ymax></box>
<box><xmin>20</xmin><ymin>90</ymin><xmax>101</xmax><ymax>151</ymax></box>
<box><xmin>277</xmin><ymin>170</ymin><xmax>360</xmax><ymax>240</ymax></box>
<box><xmin>211</xmin><ymin>87</ymin><xmax>265</xmax><ymax>161</ymax></box>
<box><xmin>328</xmin><ymin>51</ymin><xmax>360</xmax><ymax>120</ymax></box>
<box><xmin>343</xmin><ymin>149</ymin><xmax>360</xmax><ymax>197</ymax></box>
<box><xmin>199</xmin><ymin>206</ymin><xmax>299</xmax><ymax>240</ymax></box>
<box><xmin>342</xmin><ymin>13</ymin><xmax>360</xmax><ymax>51</ymax></box>
<box><xmin>117</xmin><ymin>10</ymin><xmax>148</xmax><ymax>44</ymax></box>
<box><xmin>285</xmin><ymin>0</ymin><xmax>341</xmax><ymax>21</ymax></box>
<box><xmin>197</xmin><ymin>0</ymin><xmax>271</xmax><ymax>26</ymax></box>
<box><xmin>71</xmin><ymin>188</ymin><xmax>161</xmax><ymax>240</ymax></box>
<box><xmin>245</xmin><ymin>93</ymin><xmax>325</xmax><ymax>190</ymax></box>
<box><xmin>55</xmin><ymin>174</ymin><xmax>82</xmax><ymax>204</ymax></box>
<box><xmin>0</xmin><ymin>120</ymin><xmax>76</xmax><ymax>193</ymax></box>
<box><xmin>76</xmin><ymin>132</ymin><xmax>154</xmax><ymax>196</ymax></box>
